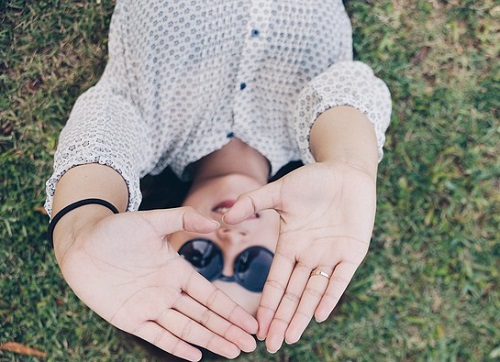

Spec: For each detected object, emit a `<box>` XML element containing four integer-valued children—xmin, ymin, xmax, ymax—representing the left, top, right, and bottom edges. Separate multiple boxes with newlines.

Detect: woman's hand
<box><xmin>56</xmin><ymin>207</ymin><xmax>258</xmax><ymax>361</ymax></box>
<box><xmin>223</xmin><ymin>161</ymin><xmax>376</xmax><ymax>353</ymax></box>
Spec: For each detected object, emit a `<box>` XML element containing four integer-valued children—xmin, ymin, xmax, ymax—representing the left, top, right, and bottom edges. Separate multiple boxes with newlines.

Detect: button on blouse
<box><xmin>46</xmin><ymin>0</ymin><xmax>392</xmax><ymax>214</ymax></box>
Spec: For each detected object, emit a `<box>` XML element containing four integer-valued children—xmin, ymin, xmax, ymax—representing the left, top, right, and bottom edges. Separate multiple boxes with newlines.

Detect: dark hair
<box><xmin>139</xmin><ymin>166</ymin><xmax>191</xmax><ymax>211</ymax></box>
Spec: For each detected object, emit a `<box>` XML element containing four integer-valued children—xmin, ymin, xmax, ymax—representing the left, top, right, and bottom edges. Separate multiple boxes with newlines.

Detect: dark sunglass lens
<box><xmin>179</xmin><ymin>240</ymin><xmax>222</xmax><ymax>280</ymax></box>
<box><xmin>234</xmin><ymin>247</ymin><xmax>273</xmax><ymax>292</ymax></box>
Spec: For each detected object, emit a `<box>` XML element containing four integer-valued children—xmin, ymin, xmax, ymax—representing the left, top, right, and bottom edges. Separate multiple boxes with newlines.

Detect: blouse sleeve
<box><xmin>45</xmin><ymin>4</ymin><xmax>153</xmax><ymax>216</ymax></box>
<box><xmin>291</xmin><ymin>60</ymin><xmax>392</xmax><ymax>164</ymax></box>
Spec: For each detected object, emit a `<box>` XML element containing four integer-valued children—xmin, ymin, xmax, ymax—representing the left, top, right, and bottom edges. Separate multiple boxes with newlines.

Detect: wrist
<box><xmin>52</xmin><ymin>203</ymin><xmax>117</xmax><ymax>266</ymax></box>
<box><xmin>310</xmin><ymin>106</ymin><xmax>379</xmax><ymax>181</ymax></box>
<box><xmin>319</xmin><ymin>159</ymin><xmax>378</xmax><ymax>188</ymax></box>
<box><xmin>50</xmin><ymin>164</ymin><xmax>128</xmax><ymax>263</ymax></box>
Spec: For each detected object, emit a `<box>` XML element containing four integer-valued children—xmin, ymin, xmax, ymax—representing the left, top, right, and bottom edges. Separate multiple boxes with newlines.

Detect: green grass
<box><xmin>1</xmin><ymin>0</ymin><xmax>498</xmax><ymax>361</ymax></box>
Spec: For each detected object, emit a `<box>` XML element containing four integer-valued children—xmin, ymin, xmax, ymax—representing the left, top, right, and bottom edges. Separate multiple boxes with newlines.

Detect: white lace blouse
<box><xmin>45</xmin><ymin>0</ymin><xmax>392</xmax><ymax>215</ymax></box>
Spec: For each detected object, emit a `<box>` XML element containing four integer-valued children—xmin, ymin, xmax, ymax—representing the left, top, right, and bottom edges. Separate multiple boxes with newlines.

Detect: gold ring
<box><xmin>310</xmin><ymin>269</ymin><xmax>330</xmax><ymax>279</ymax></box>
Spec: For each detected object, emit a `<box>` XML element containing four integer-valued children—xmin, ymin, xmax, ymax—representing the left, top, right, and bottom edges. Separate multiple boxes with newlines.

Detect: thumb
<box><xmin>223</xmin><ymin>180</ymin><xmax>282</xmax><ymax>224</ymax></box>
<box><xmin>139</xmin><ymin>207</ymin><xmax>220</xmax><ymax>235</ymax></box>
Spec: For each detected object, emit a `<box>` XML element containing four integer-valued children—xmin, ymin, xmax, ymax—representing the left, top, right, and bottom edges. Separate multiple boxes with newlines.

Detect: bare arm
<box><xmin>51</xmin><ymin>164</ymin><xmax>128</xmax><ymax>264</ymax></box>
<box><xmin>310</xmin><ymin>105</ymin><xmax>379</xmax><ymax>181</ymax></box>
<box><xmin>224</xmin><ymin>105</ymin><xmax>381</xmax><ymax>352</ymax></box>
<box><xmin>49</xmin><ymin>164</ymin><xmax>258</xmax><ymax>360</ymax></box>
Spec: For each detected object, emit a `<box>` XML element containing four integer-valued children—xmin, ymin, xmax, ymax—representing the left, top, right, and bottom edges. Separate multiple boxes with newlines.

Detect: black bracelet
<box><xmin>48</xmin><ymin>198</ymin><xmax>120</xmax><ymax>248</ymax></box>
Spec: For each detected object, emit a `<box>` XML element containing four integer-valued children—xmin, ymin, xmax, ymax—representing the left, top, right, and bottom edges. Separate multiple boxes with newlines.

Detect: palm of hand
<box><xmin>62</xmin><ymin>212</ymin><xmax>184</xmax><ymax>326</ymax></box>
<box><xmin>58</xmin><ymin>209</ymin><xmax>257</xmax><ymax>361</ymax></box>
<box><xmin>276</xmin><ymin>162</ymin><xmax>375</xmax><ymax>264</ymax></box>
<box><xmin>224</xmin><ymin>161</ymin><xmax>376</xmax><ymax>352</ymax></box>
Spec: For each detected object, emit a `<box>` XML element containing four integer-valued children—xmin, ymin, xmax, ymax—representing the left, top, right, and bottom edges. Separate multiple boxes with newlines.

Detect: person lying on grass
<box><xmin>46</xmin><ymin>0</ymin><xmax>391</xmax><ymax>360</ymax></box>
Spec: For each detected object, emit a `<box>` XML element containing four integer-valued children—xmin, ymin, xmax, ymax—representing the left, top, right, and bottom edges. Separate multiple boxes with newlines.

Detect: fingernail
<box><xmin>256</xmin><ymin>335</ymin><xmax>265</xmax><ymax>341</ymax></box>
<box><xmin>267</xmin><ymin>348</ymin><xmax>277</xmax><ymax>354</ymax></box>
<box><xmin>241</xmin><ymin>340</ymin><xmax>256</xmax><ymax>353</ymax></box>
<box><xmin>315</xmin><ymin>316</ymin><xmax>326</xmax><ymax>323</ymax></box>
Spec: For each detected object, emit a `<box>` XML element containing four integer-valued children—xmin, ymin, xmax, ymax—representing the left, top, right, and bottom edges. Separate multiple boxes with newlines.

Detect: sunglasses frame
<box><xmin>178</xmin><ymin>238</ymin><xmax>274</xmax><ymax>292</ymax></box>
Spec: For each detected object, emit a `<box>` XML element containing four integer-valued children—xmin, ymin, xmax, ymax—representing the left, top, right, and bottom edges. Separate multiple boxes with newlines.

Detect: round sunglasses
<box><xmin>178</xmin><ymin>238</ymin><xmax>274</xmax><ymax>292</ymax></box>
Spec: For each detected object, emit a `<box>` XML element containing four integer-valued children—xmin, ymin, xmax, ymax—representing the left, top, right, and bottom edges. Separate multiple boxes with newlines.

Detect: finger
<box><xmin>315</xmin><ymin>262</ymin><xmax>358</xmax><ymax>322</ymax></box>
<box><xmin>183</xmin><ymin>269</ymin><xmax>258</xmax><ymax>334</ymax></box>
<box><xmin>174</xmin><ymin>294</ymin><xmax>257</xmax><ymax>353</ymax></box>
<box><xmin>156</xmin><ymin>309</ymin><xmax>241</xmax><ymax>359</ymax></box>
<box><xmin>285</xmin><ymin>265</ymin><xmax>333</xmax><ymax>344</ymax></box>
<box><xmin>223</xmin><ymin>181</ymin><xmax>282</xmax><ymax>224</ymax></box>
<box><xmin>142</xmin><ymin>207</ymin><xmax>220</xmax><ymax>235</ymax></box>
<box><xmin>265</xmin><ymin>263</ymin><xmax>311</xmax><ymax>353</ymax></box>
<box><xmin>256</xmin><ymin>250</ymin><xmax>295</xmax><ymax>340</ymax></box>
<box><xmin>134</xmin><ymin>321</ymin><xmax>202</xmax><ymax>362</ymax></box>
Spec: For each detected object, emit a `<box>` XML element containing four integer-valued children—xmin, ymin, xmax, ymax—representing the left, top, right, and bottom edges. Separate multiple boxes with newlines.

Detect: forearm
<box><xmin>51</xmin><ymin>164</ymin><xmax>128</xmax><ymax>264</ymax></box>
<box><xmin>309</xmin><ymin>106</ymin><xmax>379</xmax><ymax>181</ymax></box>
